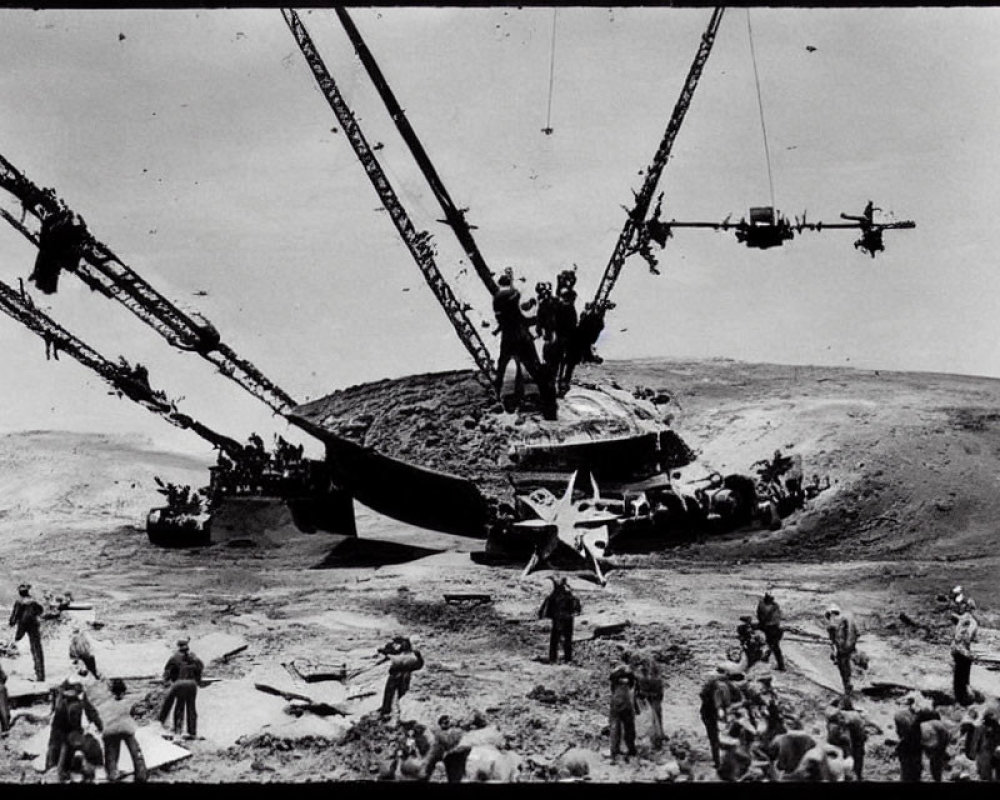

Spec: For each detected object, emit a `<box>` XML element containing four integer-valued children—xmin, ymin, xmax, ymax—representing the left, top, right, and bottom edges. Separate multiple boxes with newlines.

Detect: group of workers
<box><xmin>491</xmin><ymin>266</ymin><xmax>612</xmax><ymax>417</ymax></box>
<box><xmin>4</xmin><ymin>575</ymin><xmax>994</xmax><ymax>783</ymax></box>
<box><xmin>209</xmin><ymin>433</ymin><xmax>308</xmax><ymax>498</ymax></box>
<box><xmin>530</xmin><ymin>577</ymin><xmax>997</xmax><ymax>782</ymax></box>
<box><xmin>2</xmin><ymin>583</ymin><xmax>206</xmax><ymax>782</ymax></box>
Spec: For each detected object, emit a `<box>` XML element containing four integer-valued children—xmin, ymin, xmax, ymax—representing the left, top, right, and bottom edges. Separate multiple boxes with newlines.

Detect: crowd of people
<box><xmin>2</xmin><ymin>582</ymin><xmax>209</xmax><ymax>782</ymax></box>
<box><xmin>4</xmin><ymin>575</ymin><xmax>997</xmax><ymax>783</ymax></box>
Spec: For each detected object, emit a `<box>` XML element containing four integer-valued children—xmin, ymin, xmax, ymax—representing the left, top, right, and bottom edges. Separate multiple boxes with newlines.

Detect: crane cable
<box><xmin>543</xmin><ymin>9</ymin><xmax>558</xmax><ymax>134</ymax></box>
<box><xmin>746</xmin><ymin>9</ymin><xmax>776</xmax><ymax>213</ymax></box>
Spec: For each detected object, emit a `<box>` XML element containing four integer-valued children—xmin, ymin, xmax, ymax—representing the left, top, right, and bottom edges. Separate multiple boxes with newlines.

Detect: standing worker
<box><xmin>824</xmin><ymin>604</ymin><xmax>859</xmax><ymax>697</ymax></box>
<box><xmin>952</xmin><ymin>606</ymin><xmax>979</xmax><ymax>706</ymax></box>
<box><xmin>699</xmin><ymin>670</ymin><xmax>743</xmax><ymax>770</ymax></box>
<box><xmin>99</xmin><ymin>678</ymin><xmax>148</xmax><ymax>782</ymax></box>
<box><xmin>69</xmin><ymin>627</ymin><xmax>101</xmax><ymax>680</ymax></box>
<box><xmin>756</xmin><ymin>590</ymin><xmax>786</xmax><ymax>671</ymax></box>
<box><xmin>635</xmin><ymin>655</ymin><xmax>665</xmax><ymax>750</ymax></box>
<box><xmin>608</xmin><ymin>653</ymin><xmax>638</xmax><ymax>764</ymax></box>
<box><xmin>8</xmin><ymin>583</ymin><xmax>45</xmax><ymax>682</ymax></box>
<box><xmin>158</xmin><ymin>637</ymin><xmax>203</xmax><ymax>739</ymax></box>
<box><xmin>893</xmin><ymin>691</ymin><xmax>939</xmax><ymax>782</ymax></box>
<box><xmin>538</xmin><ymin>576</ymin><xmax>581</xmax><ymax>664</ymax></box>
<box><xmin>379</xmin><ymin>635</ymin><xmax>424</xmax><ymax>720</ymax></box>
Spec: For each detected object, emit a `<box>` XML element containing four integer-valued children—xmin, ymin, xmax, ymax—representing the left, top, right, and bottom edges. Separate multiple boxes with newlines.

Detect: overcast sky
<box><xmin>1</xmin><ymin>7</ymin><xmax>998</xmax><ymax>458</ymax></box>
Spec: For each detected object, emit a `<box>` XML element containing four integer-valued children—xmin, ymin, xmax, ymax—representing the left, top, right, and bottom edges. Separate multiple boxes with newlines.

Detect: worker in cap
<box><xmin>158</xmin><ymin>636</ymin><xmax>203</xmax><ymax>738</ymax></box>
<box><xmin>824</xmin><ymin>603</ymin><xmax>858</xmax><ymax>697</ymax></box>
<box><xmin>756</xmin><ymin>590</ymin><xmax>786</xmax><ymax>671</ymax></box>
<box><xmin>538</xmin><ymin>574</ymin><xmax>581</xmax><ymax>664</ymax></box>
<box><xmin>8</xmin><ymin>581</ymin><xmax>45</xmax><ymax>681</ymax></box>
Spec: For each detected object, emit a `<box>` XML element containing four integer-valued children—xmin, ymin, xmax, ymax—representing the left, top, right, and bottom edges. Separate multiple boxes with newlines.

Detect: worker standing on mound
<box><xmin>8</xmin><ymin>583</ymin><xmax>45</xmax><ymax>682</ymax></box>
<box><xmin>158</xmin><ymin>637</ymin><xmax>203</xmax><ymax>739</ymax></box>
<box><xmin>379</xmin><ymin>635</ymin><xmax>424</xmax><ymax>720</ymax></box>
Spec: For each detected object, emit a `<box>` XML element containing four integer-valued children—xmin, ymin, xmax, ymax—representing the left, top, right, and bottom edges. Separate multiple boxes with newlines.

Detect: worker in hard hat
<box><xmin>158</xmin><ymin>636</ymin><xmax>203</xmax><ymax>738</ymax></box>
<box><xmin>824</xmin><ymin>604</ymin><xmax>859</xmax><ymax>697</ymax></box>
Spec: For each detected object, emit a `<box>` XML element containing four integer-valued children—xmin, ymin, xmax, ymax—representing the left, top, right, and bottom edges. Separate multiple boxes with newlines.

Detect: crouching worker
<box><xmin>51</xmin><ymin>676</ymin><xmax>104</xmax><ymax>783</ymax></box>
<box><xmin>102</xmin><ymin>678</ymin><xmax>147</xmax><ymax>782</ymax></box>
<box><xmin>69</xmin><ymin>627</ymin><xmax>101</xmax><ymax>680</ymax></box>
<box><xmin>379</xmin><ymin>635</ymin><xmax>424</xmax><ymax>720</ymax></box>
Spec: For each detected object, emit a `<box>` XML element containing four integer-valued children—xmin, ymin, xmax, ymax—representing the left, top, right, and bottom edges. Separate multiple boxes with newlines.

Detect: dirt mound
<box><xmin>586</xmin><ymin>359</ymin><xmax>1000</xmax><ymax>562</ymax></box>
<box><xmin>292</xmin><ymin>370</ymin><xmax>683</xmax><ymax>505</ymax></box>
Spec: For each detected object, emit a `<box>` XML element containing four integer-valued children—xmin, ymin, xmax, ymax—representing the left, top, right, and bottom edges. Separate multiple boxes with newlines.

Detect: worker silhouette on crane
<box><xmin>493</xmin><ymin>269</ymin><xmax>557</xmax><ymax>419</ymax></box>
<box><xmin>29</xmin><ymin>199</ymin><xmax>88</xmax><ymax>295</ymax></box>
<box><xmin>841</xmin><ymin>200</ymin><xmax>885</xmax><ymax>258</ymax></box>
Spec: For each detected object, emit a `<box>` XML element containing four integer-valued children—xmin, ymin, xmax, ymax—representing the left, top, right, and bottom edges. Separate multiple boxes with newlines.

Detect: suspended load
<box><xmin>734</xmin><ymin>206</ymin><xmax>795</xmax><ymax>250</ymax></box>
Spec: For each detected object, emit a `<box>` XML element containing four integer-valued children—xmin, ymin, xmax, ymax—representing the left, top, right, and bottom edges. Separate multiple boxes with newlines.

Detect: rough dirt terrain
<box><xmin>3</xmin><ymin>357</ymin><xmax>1000</xmax><ymax>783</ymax></box>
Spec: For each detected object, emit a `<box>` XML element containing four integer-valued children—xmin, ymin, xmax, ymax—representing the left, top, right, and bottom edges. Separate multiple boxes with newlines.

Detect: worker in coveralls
<box><xmin>158</xmin><ymin>637</ymin><xmax>203</xmax><ymax>738</ymax></box>
<box><xmin>9</xmin><ymin>583</ymin><xmax>45</xmax><ymax>681</ymax></box>
<box><xmin>538</xmin><ymin>576</ymin><xmax>581</xmax><ymax>664</ymax></box>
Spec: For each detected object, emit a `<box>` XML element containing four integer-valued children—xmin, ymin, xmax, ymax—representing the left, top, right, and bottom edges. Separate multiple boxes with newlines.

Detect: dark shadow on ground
<box><xmin>312</xmin><ymin>536</ymin><xmax>443</xmax><ymax>569</ymax></box>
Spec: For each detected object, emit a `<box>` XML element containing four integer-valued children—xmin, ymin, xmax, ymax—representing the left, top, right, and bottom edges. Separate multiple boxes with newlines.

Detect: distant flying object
<box><xmin>118</xmin><ymin>33</ymin><xmax>126</xmax><ymax>41</ymax></box>
<box><xmin>401</xmin><ymin>287</ymin><xmax>411</xmax><ymax>292</ymax></box>
<box><xmin>373</xmin><ymin>142</ymin><xmax>385</xmax><ymax>151</ymax></box>
<box><xmin>193</xmin><ymin>290</ymin><xmax>209</xmax><ymax>297</ymax></box>
<box><xmin>805</xmin><ymin>45</ymin><xmax>817</xmax><ymax>52</ymax></box>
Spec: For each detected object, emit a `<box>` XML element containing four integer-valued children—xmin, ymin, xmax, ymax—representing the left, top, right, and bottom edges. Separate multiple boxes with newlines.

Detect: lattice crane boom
<box><xmin>281</xmin><ymin>8</ymin><xmax>497</xmax><ymax>390</ymax></box>
<box><xmin>0</xmin><ymin>276</ymin><xmax>244</xmax><ymax>458</ymax></box>
<box><xmin>591</xmin><ymin>7</ymin><xmax>725</xmax><ymax>309</ymax></box>
<box><xmin>334</xmin><ymin>7</ymin><xmax>498</xmax><ymax>297</ymax></box>
<box><xmin>0</xmin><ymin>154</ymin><xmax>297</xmax><ymax>415</ymax></box>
